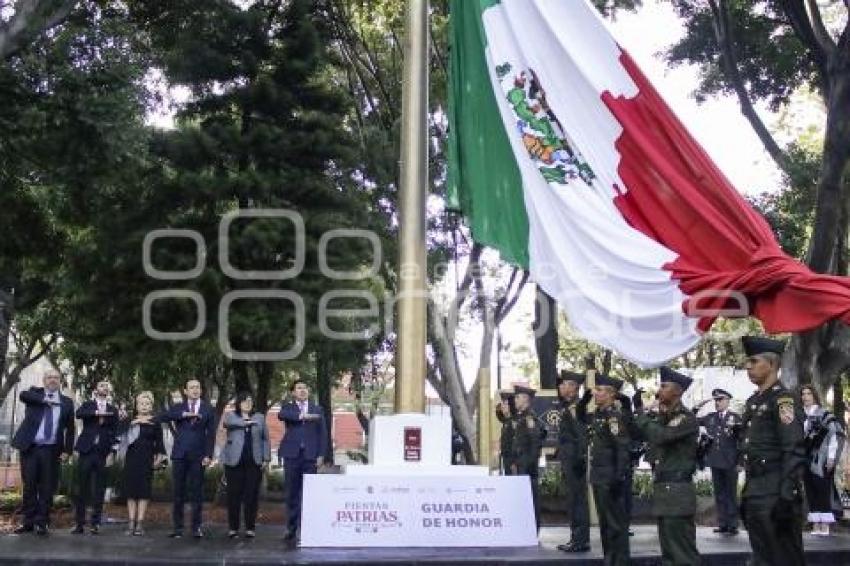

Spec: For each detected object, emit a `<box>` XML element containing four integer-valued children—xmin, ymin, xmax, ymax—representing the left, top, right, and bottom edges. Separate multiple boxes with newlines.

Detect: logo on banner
<box><xmin>333</xmin><ymin>500</ymin><xmax>402</xmax><ymax>533</ymax></box>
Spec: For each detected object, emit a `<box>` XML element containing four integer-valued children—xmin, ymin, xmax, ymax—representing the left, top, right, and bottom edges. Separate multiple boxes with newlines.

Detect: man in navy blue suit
<box><xmin>159</xmin><ymin>379</ymin><xmax>216</xmax><ymax>539</ymax></box>
<box><xmin>12</xmin><ymin>369</ymin><xmax>75</xmax><ymax>535</ymax></box>
<box><xmin>72</xmin><ymin>380</ymin><xmax>119</xmax><ymax>534</ymax></box>
<box><xmin>279</xmin><ymin>379</ymin><xmax>327</xmax><ymax>543</ymax></box>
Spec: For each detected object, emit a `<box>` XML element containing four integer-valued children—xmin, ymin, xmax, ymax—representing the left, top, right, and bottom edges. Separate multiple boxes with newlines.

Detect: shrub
<box><xmin>539</xmin><ymin>465</ymin><xmax>566</xmax><ymax>498</ymax></box>
<box><xmin>266</xmin><ymin>468</ymin><xmax>285</xmax><ymax>492</ymax></box>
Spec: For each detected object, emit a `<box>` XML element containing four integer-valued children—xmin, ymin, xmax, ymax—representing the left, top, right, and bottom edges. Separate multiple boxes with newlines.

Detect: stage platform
<box><xmin>2</xmin><ymin>524</ymin><xmax>848</xmax><ymax>565</ymax></box>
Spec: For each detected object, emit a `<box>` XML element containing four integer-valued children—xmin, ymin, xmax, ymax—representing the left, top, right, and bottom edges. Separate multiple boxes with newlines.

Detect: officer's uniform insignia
<box><xmin>608</xmin><ymin>417</ymin><xmax>619</xmax><ymax>435</ymax></box>
<box><xmin>778</xmin><ymin>396</ymin><xmax>795</xmax><ymax>425</ymax></box>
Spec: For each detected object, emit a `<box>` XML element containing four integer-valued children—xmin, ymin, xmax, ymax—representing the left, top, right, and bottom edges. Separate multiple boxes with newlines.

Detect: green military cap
<box><xmin>595</xmin><ymin>374</ymin><xmax>623</xmax><ymax>390</ymax></box>
<box><xmin>557</xmin><ymin>370</ymin><xmax>585</xmax><ymax>386</ymax></box>
<box><xmin>659</xmin><ymin>366</ymin><xmax>693</xmax><ymax>391</ymax></box>
<box><xmin>513</xmin><ymin>385</ymin><xmax>537</xmax><ymax>398</ymax></box>
<box><xmin>742</xmin><ymin>336</ymin><xmax>785</xmax><ymax>357</ymax></box>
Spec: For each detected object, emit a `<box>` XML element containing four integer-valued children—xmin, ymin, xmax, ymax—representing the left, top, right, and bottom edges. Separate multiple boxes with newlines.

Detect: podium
<box><xmin>300</xmin><ymin>414</ymin><xmax>538</xmax><ymax>547</ymax></box>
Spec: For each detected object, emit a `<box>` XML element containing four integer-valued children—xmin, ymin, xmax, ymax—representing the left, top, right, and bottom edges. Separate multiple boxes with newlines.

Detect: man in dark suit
<box><xmin>158</xmin><ymin>379</ymin><xmax>216</xmax><ymax>539</ymax></box>
<box><xmin>696</xmin><ymin>388</ymin><xmax>742</xmax><ymax>535</ymax></box>
<box><xmin>279</xmin><ymin>379</ymin><xmax>327</xmax><ymax>543</ymax></box>
<box><xmin>12</xmin><ymin>369</ymin><xmax>75</xmax><ymax>535</ymax></box>
<box><xmin>72</xmin><ymin>380</ymin><xmax>119</xmax><ymax>534</ymax></box>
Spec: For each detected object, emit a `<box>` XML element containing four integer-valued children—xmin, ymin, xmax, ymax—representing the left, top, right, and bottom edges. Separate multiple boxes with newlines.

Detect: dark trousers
<box><xmin>623</xmin><ymin>466</ymin><xmax>634</xmax><ymax>521</ymax></box>
<box><xmin>711</xmin><ymin>467</ymin><xmax>738</xmax><ymax>529</ymax></box>
<box><xmin>657</xmin><ymin>516</ymin><xmax>699</xmax><ymax>566</ymax></box>
<box><xmin>225</xmin><ymin>461</ymin><xmax>262</xmax><ymax>531</ymax></box>
<box><xmin>75</xmin><ymin>451</ymin><xmax>108</xmax><ymax>526</ymax></box>
<box><xmin>560</xmin><ymin>458</ymin><xmax>590</xmax><ymax>545</ymax></box>
<box><xmin>804</xmin><ymin>469</ymin><xmax>836</xmax><ymax>515</ymax></box>
<box><xmin>171</xmin><ymin>458</ymin><xmax>204</xmax><ymax>532</ymax></box>
<box><xmin>20</xmin><ymin>445</ymin><xmax>60</xmax><ymax>528</ymax></box>
<box><xmin>742</xmin><ymin>494</ymin><xmax>805</xmax><ymax>566</ymax></box>
<box><xmin>592</xmin><ymin>481</ymin><xmax>630</xmax><ymax>566</ymax></box>
<box><xmin>284</xmin><ymin>452</ymin><xmax>316</xmax><ymax>534</ymax></box>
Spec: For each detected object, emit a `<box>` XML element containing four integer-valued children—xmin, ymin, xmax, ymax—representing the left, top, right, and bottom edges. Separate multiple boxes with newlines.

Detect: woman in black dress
<box><xmin>120</xmin><ymin>391</ymin><xmax>166</xmax><ymax>535</ymax></box>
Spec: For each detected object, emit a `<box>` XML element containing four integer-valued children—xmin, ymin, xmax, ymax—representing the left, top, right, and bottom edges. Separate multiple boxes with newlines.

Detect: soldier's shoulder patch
<box><xmin>777</xmin><ymin>395</ymin><xmax>795</xmax><ymax>425</ymax></box>
<box><xmin>607</xmin><ymin>416</ymin><xmax>620</xmax><ymax>435</ymax></box>
<box><xmin>667</xmin><ymin>415</ymin><xmax>685</xmax><ymax>427</ymax></box>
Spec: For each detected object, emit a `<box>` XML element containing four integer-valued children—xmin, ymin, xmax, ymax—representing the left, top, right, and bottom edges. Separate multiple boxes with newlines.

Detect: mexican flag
<box><xmin>446</xmin><ymin>0</ymin><xmax>850</xmax><ymax>366</ymax></box>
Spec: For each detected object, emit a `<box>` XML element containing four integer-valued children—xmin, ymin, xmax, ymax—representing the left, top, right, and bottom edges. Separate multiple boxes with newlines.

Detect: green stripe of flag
<box><xmin>446</xmin><ymin>0</ymin><xmax>529</xmax><ymax>268</ymax></box>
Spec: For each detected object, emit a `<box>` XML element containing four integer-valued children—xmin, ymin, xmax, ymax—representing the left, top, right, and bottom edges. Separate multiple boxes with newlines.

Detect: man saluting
<box><xmin>12</xmin><ymin>369</ymin><xmax>75</xmax><ymax>535</ymax></box>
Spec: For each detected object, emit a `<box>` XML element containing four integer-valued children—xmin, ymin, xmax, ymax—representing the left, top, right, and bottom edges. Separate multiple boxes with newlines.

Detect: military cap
<box><xmin>498</xmin><ymin>390</ymin><xmax>515</xmax><ymax>401</ymax></box>
<box><xmin>557</xmin><ymin>370</ymin><xmax>585</xmax><ymax>386</ymax></box>
<box><xmin>711</xmin><ymin>388</ymin><xmax>732</xmax><ymax>400</ymax></box>
<box><xmin>659</xmin><ymin>366</ymin><xmax>693</xmax><ymax>391</ymax></box>
<box><xmin>513</xmin><ymin>385</ymin><xmax>536</xmax><ymax>398</ymax></box>
<box><xmin>742</xmin><ymin>336</ymin><xmax>785</xmax><ymax>357</ymax></box>
<box><xmin>595</xmin><ymin>374</ymin><xmax>623</xmax><ymax>390</ymax></box>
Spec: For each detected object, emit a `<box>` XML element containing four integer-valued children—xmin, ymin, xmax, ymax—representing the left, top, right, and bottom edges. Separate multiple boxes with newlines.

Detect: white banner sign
<box><xmin>300</xmin><ymin>474</ymin><xmax>538</xmax><ymax>547</ymax></box>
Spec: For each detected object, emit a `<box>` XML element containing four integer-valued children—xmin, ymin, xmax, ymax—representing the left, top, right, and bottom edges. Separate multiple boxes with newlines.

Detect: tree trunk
<box><xmin>254</xmin><ymin>361</ymin><xmax>273</xmax><ymax>413</ymax></box>
<box><xmin>428</xmin><ymin>300</ymin><xmax>479</xmax><ymax>463</ymax></box>
<box><xmin>315</xmin><ymin>349</ymin><xmax>334</xmax><ymax>463</ymax></box>
<box><xmin>0</xmin><ymin>288</ymin><xmax>13</xmax><ymax>389</ymax></box>
<box><xmin>833</xmin><ymin>374</ymin><xmax>845</xmax><ymax>423</ymax></box>
<box><xmin>785</xmin><ymin>51</ymin><xmax>850</xmax><ymax>394</ymax></box>
<box><xmin>233</xmin><ymin>361</ymin><xmax>252</xmax><ymax>396</ymax></box>
<box><xmin>534</xmin><ymin>287</ymin><xmax>558</xmax><ymax>389</ymax></box>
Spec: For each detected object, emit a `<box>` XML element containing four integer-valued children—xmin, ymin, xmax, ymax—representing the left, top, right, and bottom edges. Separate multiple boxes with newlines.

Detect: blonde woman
<box><xmin>120</xmin><ymin>391</ymin><xmax>166</xmax><ymax>535</ymax></box>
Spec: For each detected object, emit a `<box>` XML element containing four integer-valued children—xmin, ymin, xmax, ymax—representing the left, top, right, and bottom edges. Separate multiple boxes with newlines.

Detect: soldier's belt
<box><xmin>652</xmin><ymin>470</ymin><xmax>694</xmax><ymax>483</ymax></box>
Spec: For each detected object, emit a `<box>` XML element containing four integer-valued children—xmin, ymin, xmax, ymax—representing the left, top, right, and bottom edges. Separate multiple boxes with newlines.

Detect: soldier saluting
<box><xmin>634</xmin><ymin>367</ymin><xmax>700</xmax><ymax>566</ymax></box>
<box><xmin>694</xmin><ymin>387</ymin><xmax>742</xmax><ymax>535</ymax></box>
<box><xmin>555</xmin><ymin>370</ymin><xmax>590</xmax><ymax>553</ymax></box>
<box><xmin>511</xmin><ymin>385</ymin><xmax>544</xmax><ymax>531</ymax></box>
<box><xmin>739</xmin><ymin>336</ymin><xmax>806</xmax><ymax>566</ymax></box>
<box><xmin>579</xmin><ymin>374</ymin><xmax>631</xmax><ymax>566</ymax></box>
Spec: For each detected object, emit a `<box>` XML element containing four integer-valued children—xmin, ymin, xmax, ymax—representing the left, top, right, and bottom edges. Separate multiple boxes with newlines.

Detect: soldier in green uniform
<box><xmin>511</xmin><ymin>385</ymin><xmax>544</xmax><ymax>530</ymax></box>
<box><xmin>739</xmin><ymin>336</ymin><xmax>806</xmax><ymax>566</ymax></box>
<box><xmin>634</xmin><ymin>366</ymin><xmax>700</xmax><ymax>566</ymax></box>
<box><xmin>579</xmin><ymin>374</ymin><xmax>631</xmax><ymax>566</ymax></box>
<box><xmin>495</xmin><ymin>391</ymin><xmax>516</xmax><ymax>475</ymax></box>
<box><xmin>555</xmin><ymin>370</ymin><xmax>591</xmax><ymax>553</ymax></box>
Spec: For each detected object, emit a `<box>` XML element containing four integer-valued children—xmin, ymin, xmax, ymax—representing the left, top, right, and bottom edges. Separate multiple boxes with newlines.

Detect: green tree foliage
<box><xmin>665</xmin><ymin>0</ymin><xmax>850</xmax><ymax>392</ymax></box>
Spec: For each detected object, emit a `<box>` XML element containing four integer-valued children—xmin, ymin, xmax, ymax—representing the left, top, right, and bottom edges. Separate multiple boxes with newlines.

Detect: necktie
<box><xmin>43</xmin><ymin>395</ymin><xmax>54</xmax><ymax>443</ymax></box>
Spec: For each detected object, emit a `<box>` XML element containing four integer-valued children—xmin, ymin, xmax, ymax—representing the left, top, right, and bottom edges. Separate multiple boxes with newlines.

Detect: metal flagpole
<box><xmin>394</xmin><ymin>0</ymin><xmax>429</xmax><ymax>414</ymax></box>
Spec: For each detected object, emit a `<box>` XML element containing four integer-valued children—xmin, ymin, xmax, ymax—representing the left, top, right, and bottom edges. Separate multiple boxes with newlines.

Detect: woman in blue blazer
<box><xmin>222</xmin><ymin>392</ymin><xmax>270</xmax><ymax>538</ymax></box>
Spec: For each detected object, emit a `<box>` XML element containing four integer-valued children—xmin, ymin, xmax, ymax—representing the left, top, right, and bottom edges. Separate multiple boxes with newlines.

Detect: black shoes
<box><xmin>168</xmin><ymin>531</ymin><xmax>183</xmax><ymax>539</ymax></box>
<box><xmin>557</xmin><ymin>541</ymin><xmax>591</xmax><ymax>553</ymax></box>
<box><xmin>90</xmin><ymin>525</ymin><xmax>100</xmax><ymax>535</ymax></box>
<box><xmin>713</xmin><ymin>526</ymin><xmax>728</xmax><ymax>533</ymax></box>
<box><xmin>35</xmin><ymin>525</ymin><xmax>48</xmax><ymax>536</ymax></box>
<box><xmin>70</xmin><ymin>525</ymin><xmax>85</xmax><ymax>534</ymax></box>
<box><xmin>12</xmin><ymin>525</ymin><xmax>34</xmax><ymax>534</ymax></box>
<box><xmin>714</xmin><ymin>526</ymin><xmax>739</xmax><ymax>535</ymax></box>
<box><xmin>193</xmin><ymin>529</ymin><xmax>204</xmax><ymax>539</ymax></box>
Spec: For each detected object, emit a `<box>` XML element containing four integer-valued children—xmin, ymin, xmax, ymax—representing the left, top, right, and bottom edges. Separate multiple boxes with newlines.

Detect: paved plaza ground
<box><xmin>1</xmin><ymin>523</ymin><xmax>848</xmax><ymax>565</ymax></box>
